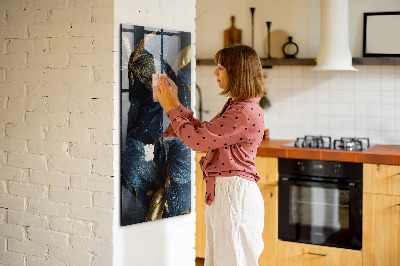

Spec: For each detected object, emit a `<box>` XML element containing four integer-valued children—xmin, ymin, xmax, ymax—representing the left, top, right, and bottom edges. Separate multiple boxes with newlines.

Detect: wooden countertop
<box><xmin>257</xmin><ymin>139</ymin><xmax>400</xmax><ymax>165</ymax></box>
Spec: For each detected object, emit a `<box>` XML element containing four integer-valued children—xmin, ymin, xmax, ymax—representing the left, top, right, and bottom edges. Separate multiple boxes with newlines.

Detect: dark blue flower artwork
<box><xmin>120</xmin><ymin>24</ymin><xmax>192</xmax><ymax>226</ymax></box>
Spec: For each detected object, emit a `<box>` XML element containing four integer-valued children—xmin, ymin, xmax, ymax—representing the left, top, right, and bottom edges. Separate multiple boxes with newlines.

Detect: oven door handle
<box><xmin>280</xmin><ymin>177</ymin><xmax>357</xmax><ymax>189</ymax></box>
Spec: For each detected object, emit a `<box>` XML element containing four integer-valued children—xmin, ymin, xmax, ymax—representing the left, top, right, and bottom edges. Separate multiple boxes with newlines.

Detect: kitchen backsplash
<box><xmin>196</xmin><ymin>65</ymin><xmax>400</xmax><ymax>145</ymax></box>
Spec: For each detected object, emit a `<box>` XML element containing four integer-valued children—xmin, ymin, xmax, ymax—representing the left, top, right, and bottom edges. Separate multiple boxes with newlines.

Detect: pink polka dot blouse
<box><xmin>162</xmin><ymin>97</ymin><xmax>265</xmax><ymax>205</ymax></box>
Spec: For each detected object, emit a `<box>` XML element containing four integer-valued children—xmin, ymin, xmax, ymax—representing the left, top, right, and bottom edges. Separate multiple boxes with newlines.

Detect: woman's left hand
<box><xmin>154</xmin><ymin>76</ymin><xmax>176</xmax><ymax>114</ymax></box>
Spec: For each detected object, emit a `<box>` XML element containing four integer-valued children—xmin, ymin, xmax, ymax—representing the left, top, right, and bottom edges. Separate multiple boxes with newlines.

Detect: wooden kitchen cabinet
<box><xmin>363</xmin><ymin>193</ymin><xmax>400</xmax><ymax>266</ymax></box>
<box><xmin>276</xmin><ymin>241</ymin><xmax>362</xmax><ymax>266</ymax></box>
<box><xmin>195</xmin><ymin>154</ymin><xmax>279</xmax><ymax>264</ymax></box>
<box><xmin>255</xmin><ymin>156</ymin><xmax>278</xmax><ymax>186</ymax></box>
<box><xmin>195</xmin><ymin>152</ymin><xmax>207</xmax><ymax>258</ymax></box>
<box><xmin>363</xmin><ymin>164</ymin><xmax>400</xmax><ymax>266</ymax></box>
<box><xmin>258</xmin><ymin>184</ymin><xmax>278</xmax><ymax>266</ymax></box>
<box><xmin>364</xmin><ymin>163</ymin><xmax>400</xmax><ymax>196</ymax></box>
<box><xmin>256</xmin><ymin>156</ymin><xmax>278</xmax><ymax>266</ymax></box>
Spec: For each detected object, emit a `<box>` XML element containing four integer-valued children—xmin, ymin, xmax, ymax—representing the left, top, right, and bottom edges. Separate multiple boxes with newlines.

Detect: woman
<box><xmin>155</xmin><ymin>44</ymin><xmax>266</xmax><ymax>266</ymax></box>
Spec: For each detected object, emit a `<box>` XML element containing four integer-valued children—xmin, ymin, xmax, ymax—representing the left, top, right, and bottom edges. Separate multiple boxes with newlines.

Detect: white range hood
<box><xmin>314</xmin><ymin>0</ymin><xmax>358</xmax><ymax>71</ymax></box>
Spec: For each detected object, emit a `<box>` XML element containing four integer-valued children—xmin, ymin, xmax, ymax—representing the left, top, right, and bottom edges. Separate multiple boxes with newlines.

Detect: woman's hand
<box><xmin>159</xmin><ymin>76</ymin><xmax>180</xmax><ymax>109</ymax></box>
<box><xmin>154</xmin><ymin>76</ymin><xmax>176</xmax><ymax>114</ymax></box>
<box><xmin>165</xmin><ymin>77</ymin><xmax>180</xmax><ymax>109</ymax></box>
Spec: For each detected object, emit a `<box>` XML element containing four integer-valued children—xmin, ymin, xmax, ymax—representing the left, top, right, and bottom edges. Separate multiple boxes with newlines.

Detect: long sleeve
<box><xmin>169</xmin><ymin>97</ymin><xmax>264</xmax><ymax>206</ymax></box>
<box><xmin>165</xmin><ymin>105</ymin><xmax>249</xmax><ymax>152</ymax></box>
<box><xmin>162</xmin><ymin>104</ymin><xmax>202</xmax><ymax>137</ymax></box>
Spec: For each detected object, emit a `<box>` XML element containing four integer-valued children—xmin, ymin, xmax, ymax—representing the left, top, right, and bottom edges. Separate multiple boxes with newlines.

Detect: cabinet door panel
<box><xmin>259</xmin><ymin>185</ymin><xmax>278</xmax><ymax>266</ymax></box>
<box><xmin>364</xmin><ymin>164</ymin><xmax>400</xmax><ymax>196</ymax></box>
<box><xmin>277</xmin><ymin>241</ymin><xmax>362</xmax><ymax>266</ymax></box>
<box><xmin>255</xmin><ymin>156</ymin><xmax>278</xmax><ymax>186</ymax></box>
<box><xmin>195</xmin><ymin>152</ymin><xmax>207</xmax><ymax>258</ymax></box>
<box><xmin>363</xmin><ymin>193</ymin><xmax>400</xmax><ymax>266</ymax></box>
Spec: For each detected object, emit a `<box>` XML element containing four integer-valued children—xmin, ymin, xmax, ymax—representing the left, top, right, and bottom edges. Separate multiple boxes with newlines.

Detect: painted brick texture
<box><xmin>0</xmin><ymin>0</ymin><xmax>114</xmax><ymax>265</ymax></box>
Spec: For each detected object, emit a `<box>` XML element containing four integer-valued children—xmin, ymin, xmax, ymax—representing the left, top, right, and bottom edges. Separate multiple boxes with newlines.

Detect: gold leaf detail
<box><xmin>145</xmin><ymin>188</ymin><xmax>166</xmax><ymax>221</ymax></box>
<box><xmin>132</xmin><ymin>29</ymin><xmax>158</xmax><ymax>62</ymax></box>
<box><xmin>122</xmin><ymin>34</ymin><xmax>132</xmax><ymax>57</ymax></box>
<box><xmin>171</xmin><ymin>45</ymin><xmax>192</xmax><ymax>72</ymax></box>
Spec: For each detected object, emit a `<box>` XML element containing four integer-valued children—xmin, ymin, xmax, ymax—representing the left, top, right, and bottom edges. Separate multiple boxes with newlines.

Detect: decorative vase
<box><xmin>282</xmin><ymin>36</ymin><xmax>299</xmax><ymax>58</ymax></box>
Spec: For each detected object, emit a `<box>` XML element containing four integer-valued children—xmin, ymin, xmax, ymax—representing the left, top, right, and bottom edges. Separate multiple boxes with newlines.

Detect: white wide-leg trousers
<box><xmin>205</xmin><ymin>176</ymin><xmax>264</xmax><ymax>266</ymax></box>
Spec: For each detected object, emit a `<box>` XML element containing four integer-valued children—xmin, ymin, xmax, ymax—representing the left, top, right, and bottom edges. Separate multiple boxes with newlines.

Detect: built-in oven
<box><xmin>278</xmin><ymin>158</ymin><xmax>363</xmax><ymax>250</ymax></box>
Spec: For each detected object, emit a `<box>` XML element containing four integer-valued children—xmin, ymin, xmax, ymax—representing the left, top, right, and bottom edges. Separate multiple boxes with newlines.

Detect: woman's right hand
<box><xmin>160</xmin><ymin>76</ymin><xmax>180</xmax><ymax>109</ymax></box>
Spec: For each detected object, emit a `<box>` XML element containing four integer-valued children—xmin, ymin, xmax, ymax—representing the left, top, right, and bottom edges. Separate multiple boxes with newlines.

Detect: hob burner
<box><xmin>284</xmin><ymin>136</ymin><xmax>372</xmax><ymax>151</ymax></box>
<box><xmin>295</xmin><ymin>135</ymin><xmax>331</xmax><ymax>149</ymax></box>
<box><xmin>333</xmin><ymin>137</ymin><xmax>370</xmax><ymax>151</ymax></box>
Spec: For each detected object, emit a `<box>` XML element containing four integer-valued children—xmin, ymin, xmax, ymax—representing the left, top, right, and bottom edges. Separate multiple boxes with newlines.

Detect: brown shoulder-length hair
<box><xmin>214</xmin><ymin>44</ymin><xmax>266</xmax><ymax>99</ymax></box>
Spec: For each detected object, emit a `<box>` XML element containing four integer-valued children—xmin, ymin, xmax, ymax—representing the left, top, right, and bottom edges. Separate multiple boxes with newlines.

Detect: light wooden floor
<box><xmin>195</xmin><ymin>257</ymin><xmax>204</xmax><ymax>266</ymax></box>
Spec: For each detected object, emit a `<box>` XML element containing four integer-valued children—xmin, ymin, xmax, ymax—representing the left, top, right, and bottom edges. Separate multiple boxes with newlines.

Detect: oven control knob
<box><xmin>297</xmin><ymin>161</ymin><xmax>305</xmax><ymax>171</ymax></box>
<box><xmin>334</xmin><ymin>164</ymin><xmax>341</xmax><ymax>174</ymax></box>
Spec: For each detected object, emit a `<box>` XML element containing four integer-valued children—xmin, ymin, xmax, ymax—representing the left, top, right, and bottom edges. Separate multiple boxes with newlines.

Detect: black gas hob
<box><xmin>282</xmin><ymin>135</ymin><xmax>374</xmax><ymax>151</ymax></box>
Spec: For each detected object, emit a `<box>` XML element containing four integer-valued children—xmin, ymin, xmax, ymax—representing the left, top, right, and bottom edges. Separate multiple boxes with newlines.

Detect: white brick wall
<box><xmin>0</xmin><ymin>0</ymin><xmax>114</xmax><ymax>265</ymax></box>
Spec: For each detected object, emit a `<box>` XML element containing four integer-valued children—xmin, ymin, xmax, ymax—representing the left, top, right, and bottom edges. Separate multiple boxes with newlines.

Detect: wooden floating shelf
<box><xmin>352</xmin><ymin>57</ymin><xmax>400</xmax><ymax>65</ymax></box>
<box><xmin>260</xmin><ymin>58</ymin><xmax>316</xmax><ymax>66</ymax></box>
<box><xmin>196</xmin><ymin>57</ymin><xmax>400</xmax><ymax>67</ymax></box>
